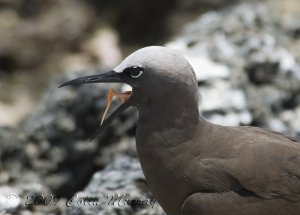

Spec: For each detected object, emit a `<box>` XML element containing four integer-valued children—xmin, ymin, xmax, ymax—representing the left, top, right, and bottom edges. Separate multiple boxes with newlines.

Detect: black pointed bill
<box><xmin>58</xmin><ymin>70</ymin><xmax>133</xmax><ymax>140</ymax></box>
<box><xmin>58</xmin><ymin>71</ymin><xmax>122</xmax><ymax>88</ymax></box>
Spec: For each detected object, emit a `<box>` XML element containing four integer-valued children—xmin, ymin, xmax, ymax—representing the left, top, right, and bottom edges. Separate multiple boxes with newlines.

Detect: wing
<box><xmin>227</xmin><ymin>126</ymin><xmax>300</xmax><ymax>202</ymax></box>
<box><xmin>182</xmin><ymin>191</ymin><xmax>300</xmax><ymax>215</ymax></box>
<box><xmin>241</xmin><ymin>126</ymin><xmax>299</xmax><ymax>142</ymax></box>
<box><xmin>179</xmin><ymin>125</ymin><xmax>300</xmax><ymax>215</ymax></box>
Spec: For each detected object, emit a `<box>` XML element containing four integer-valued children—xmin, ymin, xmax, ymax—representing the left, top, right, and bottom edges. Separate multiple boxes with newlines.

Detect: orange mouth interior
<box><xmin>101</xmin><ymin>88</ymin><xmax>132</xmax><ymax>125</ymax></box>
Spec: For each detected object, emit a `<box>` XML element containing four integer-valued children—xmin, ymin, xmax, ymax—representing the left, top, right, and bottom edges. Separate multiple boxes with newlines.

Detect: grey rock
<box><xmin>168</xmin><ymin>2</ymin><xmax>300</xmax><ymax>136</ymax></box>
<box><xmin>65</xmin><ymin>156</ymin><xmax>164</xmax><ymax>215</ymax></box>
<box><xmin>0</xmin><ymin>186</ymin><xmax>20</xmax><ymax>214</ymax></box>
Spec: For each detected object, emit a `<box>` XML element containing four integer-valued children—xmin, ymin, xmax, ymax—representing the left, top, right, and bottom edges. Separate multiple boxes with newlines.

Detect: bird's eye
<box><xmin>125</xmin><ymin>66</ymin><xmax>143</xmax><ymax>78</ymax></box>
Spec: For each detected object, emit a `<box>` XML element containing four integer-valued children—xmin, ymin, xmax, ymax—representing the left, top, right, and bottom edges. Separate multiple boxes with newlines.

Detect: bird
<box><xmin>59</xmin><ymin>46</ymin><xmax>300</xmax><ymax>215</ymax></box>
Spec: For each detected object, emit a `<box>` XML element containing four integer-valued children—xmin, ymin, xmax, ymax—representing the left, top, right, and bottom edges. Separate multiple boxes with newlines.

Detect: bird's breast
<box><xmin>136</xmin><ymin>129</ymin><xmax>197</xmax><ymax>215</ymax></box>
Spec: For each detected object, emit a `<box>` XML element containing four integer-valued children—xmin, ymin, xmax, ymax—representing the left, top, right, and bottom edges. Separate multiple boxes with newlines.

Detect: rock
<box><xmin>82</xmin><ymin>28</ymin><xmax>122</xmax><ymax>68</ymax></box>
<box><xmin>65</xmin><ymin>156</ymin><xmax>164</xmax><ymax>215</ymax></box>
<box><xmin>167</xmin><ymin>2</ymin><xmax>300</xmax><ymax>136</ymax></box>
<box><xmin>0</xmin><ymin>186</ymin><xmax>20</xmax><ymax>214</ymax></box>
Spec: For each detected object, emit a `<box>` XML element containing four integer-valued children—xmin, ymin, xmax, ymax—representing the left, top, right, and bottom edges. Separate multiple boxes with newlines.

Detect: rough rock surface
<box><xmin>0</xmin><ymin>1</ymin><xmax>300</xmax><ymax>215</ymax></box>
<box><xmin>168</xmin><ymin>2</ymin><xmax>300</xmax><ymax>137</ymax></box>
<box><xmin>65</xmin><ymin>156</ymin><xmax>163</xmax><ymax>215</ymax></box>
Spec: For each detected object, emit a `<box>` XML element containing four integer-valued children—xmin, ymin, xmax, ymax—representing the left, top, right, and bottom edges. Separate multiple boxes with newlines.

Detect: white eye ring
<box><xmin>130</xmin><ymin>70</ymin><xmax>143</xmax><ymax>78</ymax></box>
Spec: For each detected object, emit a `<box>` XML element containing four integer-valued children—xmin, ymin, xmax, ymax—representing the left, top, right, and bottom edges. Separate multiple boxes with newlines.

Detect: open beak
<box><xmin>58</xmin><ymin>71</ymin><xmax>133</xmax><ymax>140</ymax></box>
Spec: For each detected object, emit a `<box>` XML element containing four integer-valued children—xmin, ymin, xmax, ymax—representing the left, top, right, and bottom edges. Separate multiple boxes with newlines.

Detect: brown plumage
<box><xmin>59</xmin><ymin>46</ymin><xmax>300</xmax><ymax>215</ymax></box>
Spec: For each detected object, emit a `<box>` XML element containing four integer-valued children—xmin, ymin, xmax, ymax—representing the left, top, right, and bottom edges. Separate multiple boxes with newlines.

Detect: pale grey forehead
<box><xmin>113</xmin><ymin>46</ymin><xmax>183</xmax><ymax>73</ymax></box>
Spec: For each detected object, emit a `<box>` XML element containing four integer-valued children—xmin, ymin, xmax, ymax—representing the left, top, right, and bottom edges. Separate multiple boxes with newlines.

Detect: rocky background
<box><xmin>0</xmin><ymin>0</ymin><xmax>300</xmax><ymax>214</ymax></box>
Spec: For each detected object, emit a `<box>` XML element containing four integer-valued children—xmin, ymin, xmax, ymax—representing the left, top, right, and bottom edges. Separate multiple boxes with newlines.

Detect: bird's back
<box><xmin>223</xmin><ymin>125</ymin><xmax>300</xmax><ymax>201</ymax></box>
<box><xmin>182</xmin><ymin>123</ymin><xmax>300</xmax><ymax>215</ymax></box>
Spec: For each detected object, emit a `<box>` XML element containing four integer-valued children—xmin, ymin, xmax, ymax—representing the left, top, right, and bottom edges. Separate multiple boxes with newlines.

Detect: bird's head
<box><xmin>59</xmin><ymin>46</ymin><xmax>198</xmax><ymax>139</ymax></box>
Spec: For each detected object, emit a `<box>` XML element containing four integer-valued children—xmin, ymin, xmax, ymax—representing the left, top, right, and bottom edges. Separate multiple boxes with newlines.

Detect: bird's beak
<box><xmin>58</xmin><ymin>70</ymin><xmax>122</xmax><ymax>87</ymax></box>
<box><xmin>58</xmin><ymin>71</ymin><xmax>133</xmax><ymax>140</ymax></box>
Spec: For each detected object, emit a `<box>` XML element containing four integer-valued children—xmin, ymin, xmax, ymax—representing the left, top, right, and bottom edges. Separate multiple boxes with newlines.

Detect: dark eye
<box><xmin>125</xmin><ymin>66</ymin><xmax>143</xmax><ymax>78</ymax></box>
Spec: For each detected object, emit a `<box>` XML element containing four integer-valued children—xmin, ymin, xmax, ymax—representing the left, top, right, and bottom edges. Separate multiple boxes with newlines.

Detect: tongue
<box><xmin>101</xmin><ymin>89</ymin><xmax>132</xmax><ymax>125</ymax></box>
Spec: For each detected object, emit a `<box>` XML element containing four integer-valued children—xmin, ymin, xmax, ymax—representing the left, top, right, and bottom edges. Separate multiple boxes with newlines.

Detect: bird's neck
<box><xmin>135</xmin><ymin>99</ymin><xmax>206</xmax><ymax>215</ymax></box>
<box><xmin>136</xmin><ymin>97</ymin><xmax>202</xmax><ymax>148</ymax></box>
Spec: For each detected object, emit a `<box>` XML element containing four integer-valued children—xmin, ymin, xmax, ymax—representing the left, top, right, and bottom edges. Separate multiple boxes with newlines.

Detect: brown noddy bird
<box><xmin>59</xmin><ymin>46</ymin><xmax>300</xmax><ymax>215</ymax></box>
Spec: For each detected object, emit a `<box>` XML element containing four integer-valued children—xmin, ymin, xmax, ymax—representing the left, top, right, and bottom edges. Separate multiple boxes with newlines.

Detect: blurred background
<box><xmin>0</xmin><ymin>0</ymin><xmax>300</xmax><ymax>214</ymax></box>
